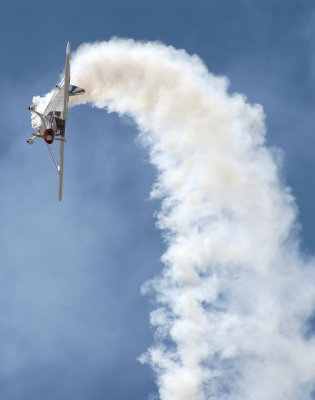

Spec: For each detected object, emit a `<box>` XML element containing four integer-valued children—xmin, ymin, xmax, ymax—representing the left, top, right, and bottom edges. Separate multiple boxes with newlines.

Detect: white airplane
<box><xmin>28</xmin><ymin>42</ymin><xmax>85</xmax><ymax>201</ymax></box>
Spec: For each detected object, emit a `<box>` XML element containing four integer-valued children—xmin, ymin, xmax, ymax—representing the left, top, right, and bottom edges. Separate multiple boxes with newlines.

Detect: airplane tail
<box><xmin>69</xmin><ymin>84</ymin><xmax>85</xmax><ymax>96</ymax></box>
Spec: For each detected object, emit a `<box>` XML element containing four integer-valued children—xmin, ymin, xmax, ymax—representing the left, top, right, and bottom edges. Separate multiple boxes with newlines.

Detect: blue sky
<box><xmin>1</xmin><ymin>0</ymin><xmax>315</xmax><ymax>399</ymax></box>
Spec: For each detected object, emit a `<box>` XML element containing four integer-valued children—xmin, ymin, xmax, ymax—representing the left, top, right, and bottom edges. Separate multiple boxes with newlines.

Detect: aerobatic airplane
<box><xmin>27</xmin><ymin>42</ymin><xmax>85</xmax><ymax>201</ymax></box>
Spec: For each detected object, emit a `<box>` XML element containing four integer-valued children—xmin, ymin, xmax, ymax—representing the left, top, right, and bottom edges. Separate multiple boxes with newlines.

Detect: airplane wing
<box><xmin>58</xmin><ymin>42</ymin><xmax>70</xmax><ymax>201</ymax></box>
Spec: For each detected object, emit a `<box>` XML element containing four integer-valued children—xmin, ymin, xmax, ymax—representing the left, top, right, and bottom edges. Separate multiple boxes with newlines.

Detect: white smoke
<box><xmin>30</xmin><ymin>92</ymin><xmax>55</xmax><ymax>131</ymax></box>
<box><xmin>42</xmin><ymin>39</ymin><xmax>315</xmax><ymax>399</ymax></box>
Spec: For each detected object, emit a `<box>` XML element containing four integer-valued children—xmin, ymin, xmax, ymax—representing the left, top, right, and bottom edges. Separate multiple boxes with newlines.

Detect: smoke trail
<box><xmin>37</xmin><ymin>39</ymin><xmax>315</xmax><ymax>399</ymax></box>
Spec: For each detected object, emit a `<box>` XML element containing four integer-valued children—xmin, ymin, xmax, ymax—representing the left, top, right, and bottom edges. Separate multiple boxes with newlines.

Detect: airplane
<box><xmin>27</xmin><ymin>42</ymin><xmax>85</xmax><ymax>201</ymax></box>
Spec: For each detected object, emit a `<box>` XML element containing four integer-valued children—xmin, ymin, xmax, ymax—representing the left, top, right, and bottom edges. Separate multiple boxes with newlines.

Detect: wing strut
<box><xmin>58</xmin><ymin>140</ymin><xmax>65</xmax><ymax>201</ymax></box>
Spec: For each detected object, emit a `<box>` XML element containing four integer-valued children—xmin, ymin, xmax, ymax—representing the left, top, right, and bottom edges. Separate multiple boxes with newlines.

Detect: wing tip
<box><xmin>66</xmin><ymin>42</ymin><xmax>70</xmax><ymax>55</ymax></box>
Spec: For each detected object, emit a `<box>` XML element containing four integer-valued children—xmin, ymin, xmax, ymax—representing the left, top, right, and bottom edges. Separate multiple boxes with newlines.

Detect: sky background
<box><xmin>0</xmin><ymin>0</ymin><xmax>315</xmax><ymax>399</ymax></box>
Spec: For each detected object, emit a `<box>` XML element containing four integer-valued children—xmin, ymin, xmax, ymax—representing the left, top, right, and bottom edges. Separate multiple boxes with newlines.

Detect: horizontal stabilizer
<box><xmin>69</xmin><ymin>85</ymin><xmax>85</xmax><ymax>96</ymax></box>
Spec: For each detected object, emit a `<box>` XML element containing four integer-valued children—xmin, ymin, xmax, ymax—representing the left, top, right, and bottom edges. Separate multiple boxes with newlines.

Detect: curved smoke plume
<box><xmin>36</xmin><ymin>39</ymin><xmax>315</xmax><ymax>399</ymax></box>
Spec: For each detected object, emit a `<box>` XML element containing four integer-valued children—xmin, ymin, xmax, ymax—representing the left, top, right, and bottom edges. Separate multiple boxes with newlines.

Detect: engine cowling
<box><xmin>44</xmin><ymin>128</ymin><xmax>55</xmax><ymax>144</ymax></box>
<box><xmin>28</xmin><ymin>104</ymin><xmax>36</xmax><ymax>111</ymax></box>
<box><xmin>27</xmin><ymin>138</ymin><xmax>34</xmax><ymax>145</ymax></box>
